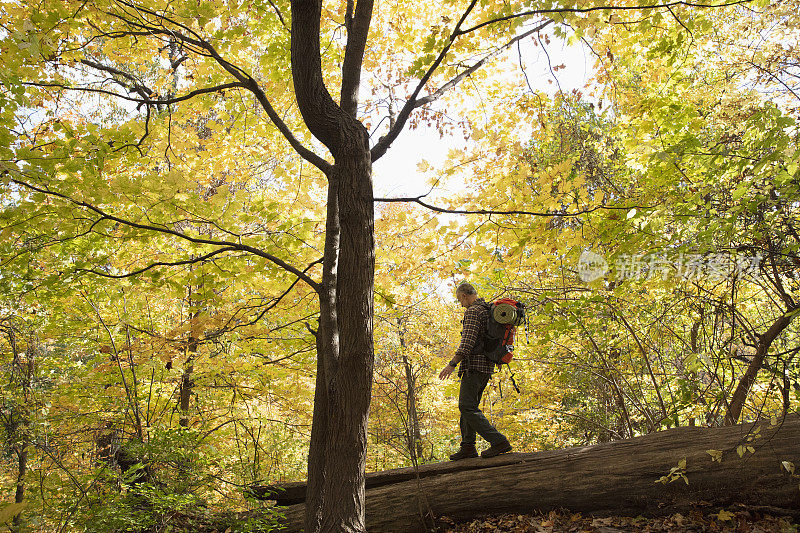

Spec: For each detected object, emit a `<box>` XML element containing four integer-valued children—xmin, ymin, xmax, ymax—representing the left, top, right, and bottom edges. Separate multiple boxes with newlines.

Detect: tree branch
<box><xmin>244</xmin><ymin>79</ymin><xmax>333</xmax><ymax>173</ymax></box>
<box><xmin>9</xmin><ymin>177</ymin><xmax>321</xmax><ymax>292</ymax></box>
<box><xmin>79</xmin><ymin>59</ymin><xmax>158</xmax><ymax>105</ymax></box>
<box><xmin>209</xmin><ymin>258</ymin><xmax>324</xmax><ymax>337</ymax></box>
<box><xmin>267</xmin><ymin>0</ymin><xmax>290</xmax><ymax>32</ymax></box>
<box><xmin>457</xmin><ymin>0</ymin><xmax>754</xmax><ymax>36</ymax></box>
<box><xmin>75</xmin><ymin>246</ymin><xmax>240</xmax><ymax>279</ymax></box>
<box><xmin>414</xmin><ymin>21</ymin><xmax>553</xmax><ymax>111</ymax></box>
<box><xmin>373</xmin><ymin>195</ymin><xmax>652</xmax><ymax>217</ymax></box>
<box><xmin>370</xmin><ymin>0</ymin><xmax>752</xmax><ymax>162</ymax></box>
<box><xmin>370</xmin><ymin>0</ymin><xmax>479</xmax><ymax>162</ymax></box>
<box><xmin>291</xmin><ymin>0</ymin><xmax>369</xmax><ymax>158</ymax></box>
<box><xmin>99</xmin><ymin>1</ymin><xmax>331</xmax><ymax>173</ymax></box>
<box><xmin>340</xmin><ymin>0</ymin><xmax>374</xmax><ymax>117</ymax></box>
<box><xmin>24</xmin><ymin>80</ymin><xmax>247</xmax><ymax>108</ymax></box>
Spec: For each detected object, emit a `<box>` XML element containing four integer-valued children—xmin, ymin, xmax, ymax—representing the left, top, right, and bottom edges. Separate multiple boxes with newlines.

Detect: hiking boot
<box><xmin>481</xmin><ymin>440</ymin><xmax>512</xmax><ymax>458</ymax></box>
<box><xmin>449</xmin><ymin>444</ymin><xmax>478</xmax><ymax>461</ymax></box>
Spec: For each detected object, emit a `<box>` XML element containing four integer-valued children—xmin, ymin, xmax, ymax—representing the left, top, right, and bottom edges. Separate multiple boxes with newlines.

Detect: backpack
<box><xmin>477</xmin><ymin>298</ymin><xmax>526</xmax><ymax>365</ymax></box>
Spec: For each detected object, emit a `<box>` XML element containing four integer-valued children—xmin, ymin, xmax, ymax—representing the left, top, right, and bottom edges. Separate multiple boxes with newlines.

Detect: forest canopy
<box><xmin>1</xmin><ymin>0</ymin><xmax>798</xmax><ymax>531</ymax></box>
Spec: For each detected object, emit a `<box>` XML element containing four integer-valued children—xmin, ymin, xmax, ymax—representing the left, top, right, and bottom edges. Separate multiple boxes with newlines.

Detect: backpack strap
<box><xmin>496</xmin><ymin>365</ymin><xmax>521</xmax><ymax>398</ymax></box>
<box><xmin>508</xmin><ymin>368</ymin><xmax>521</xmax><ymax>394</ymax></box>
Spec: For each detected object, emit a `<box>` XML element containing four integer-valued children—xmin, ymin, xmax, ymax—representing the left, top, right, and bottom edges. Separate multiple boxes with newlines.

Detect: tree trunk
<box><xmin>273</xmin><ymin>415</ymin><xmax>800</xmax><ymax>532</ymax></box>
<box><xmin>291</xmin><ymin>0</ymin><xmax>376</xmax><ymax>529</ymax></box>
<box><xmin>402</xmin><ymin>352</ymin><xmax>424</xmax><ymax>463</ymax></box>
<box><xmin>306</xmin><ymin>153</ymin><xmax>374</xmax><ymax>532</ymax></box>
<box><xmin>398</xmin><ymin>320</ymin><xmax>424</xmax><ymax>462</ymax></box>
<box><xmin>6</xmin><ymin>329</ymin><xmax>32</xmax><ymax>533</ymax></box>
<box><xmin>180</xmin><ymin>308</ymin><xmax>200</xmax><ymax>428</ymax></box>
<box><xmin>12</xmin><ymin>444</ymin><xmax>27</xmax><ymax>533</ymax></box>
<box><xmin>725</xmin><ymin>311</ymin><xmax>796</xmax><ymax>425</ymax></box>
<box><xmin>305</xmin><ymin>179</ymin><xmax>340</xmax><ymax>532</ymax></box>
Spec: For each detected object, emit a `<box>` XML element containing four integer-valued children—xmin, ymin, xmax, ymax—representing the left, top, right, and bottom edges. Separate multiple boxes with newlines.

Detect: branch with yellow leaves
<box><xmin>7</xmin><ymin>175</ymin><xmax>322</xmax><ymax>293</ymax></box>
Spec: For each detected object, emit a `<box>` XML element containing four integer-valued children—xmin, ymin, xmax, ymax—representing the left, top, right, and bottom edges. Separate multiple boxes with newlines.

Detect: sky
<box><xmin>372</xmin><ymin>30</ymin><xmax>597</xmax><ymax>199</ymax></box>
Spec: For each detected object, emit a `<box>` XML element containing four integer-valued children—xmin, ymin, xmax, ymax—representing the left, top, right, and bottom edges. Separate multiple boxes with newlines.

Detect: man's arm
<box><xmin>438</xmin><ymin>352</ymin><xmax>463</xmax><ymax>380</ymax></box>
<box><xmin>455</xmin><ymin>306</ymin><xmax>482</xmax><ymax>358</ymax></box>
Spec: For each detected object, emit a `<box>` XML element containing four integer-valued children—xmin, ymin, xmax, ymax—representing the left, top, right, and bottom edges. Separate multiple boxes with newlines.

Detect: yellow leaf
<box><xmin>716</xmin><ymin>510</ymin><xmax>735</xmax><ymax>522</ymax></box>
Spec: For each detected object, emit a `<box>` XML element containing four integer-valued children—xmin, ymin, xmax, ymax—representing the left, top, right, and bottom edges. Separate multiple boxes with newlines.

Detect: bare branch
<box><xmin>457</xmin><ymin>0</ymin><xmax>754</xmax><ymax>36</ymax></box>
<box><xmin>373</xmin><ymin>195</ymin><xmax>653</xmax><ymax>217</ymax></box>
<box><xmin>23</xmin><ymin>80</ymin><xmax>246</xmax><ymax>108</ymax></box>
<box><xmin>80</xmin><ymin>59</ymin><xmax>158</xmax><ymax>104</ymax></box>
<box><xmin>538</xmin><ymin>30</ymin><xmax>564</xmax><ymax>95</ymax></box>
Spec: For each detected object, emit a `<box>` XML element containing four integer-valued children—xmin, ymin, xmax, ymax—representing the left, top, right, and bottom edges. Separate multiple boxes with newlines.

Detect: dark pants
<box><xmin>458</xmin><ymin>370</ymin><xmax>507</xmax><ymax>446</ymax></box>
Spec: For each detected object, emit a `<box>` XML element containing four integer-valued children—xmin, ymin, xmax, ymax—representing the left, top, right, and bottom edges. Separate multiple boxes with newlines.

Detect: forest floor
<box><xmin>441</xmin><ymin>507</ymin><xmax>799</xmax><ymax>532</ymax></box>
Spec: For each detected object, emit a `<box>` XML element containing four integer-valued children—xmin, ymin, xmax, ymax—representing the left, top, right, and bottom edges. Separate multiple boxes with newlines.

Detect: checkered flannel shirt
<box><xmin>455</xmin><ymin>298</ymin><xmax>496</xmax><ymax>376</ymax></box>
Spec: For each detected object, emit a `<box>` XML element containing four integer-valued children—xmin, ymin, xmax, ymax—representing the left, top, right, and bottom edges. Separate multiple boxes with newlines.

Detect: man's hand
<box><xmin>439</xmin><ymin>364</ymin><xmax>455</xmax><ymax>380</ymax></box>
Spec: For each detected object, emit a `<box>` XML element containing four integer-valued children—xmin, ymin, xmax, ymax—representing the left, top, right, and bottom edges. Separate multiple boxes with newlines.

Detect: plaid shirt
<box><xmin>455</xmin><ymin>298</ymin><xmax>496</xmax><ymax>376</ymax></box>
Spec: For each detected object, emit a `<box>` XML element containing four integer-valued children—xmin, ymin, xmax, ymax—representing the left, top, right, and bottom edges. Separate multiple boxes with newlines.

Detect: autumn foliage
<box><xmin>1</xmin><ymin>0</ymin><xmax>799</xmax><ymax>531</ymax></box>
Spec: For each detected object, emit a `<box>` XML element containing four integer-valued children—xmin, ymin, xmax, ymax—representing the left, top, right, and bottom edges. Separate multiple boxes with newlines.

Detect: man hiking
<box><xmin>438</xmin><ymin>283</ymin><xmax>513</xmax><ymax>460</ymax></box>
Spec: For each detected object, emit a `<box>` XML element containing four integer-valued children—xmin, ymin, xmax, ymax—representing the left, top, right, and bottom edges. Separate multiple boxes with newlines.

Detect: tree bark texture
<box><xmin>291</xmin><ymin>1</ymin><xmax>376</xmax><ymax>530</ymax></box>
<box><xmin>273</xmin><ymin>415</ymin><xmax>800</xmax><ymax>532</ymax></box>
<box><xmin>307</xmin><ymin>155</ymin><xmax>374</xmax><ymax>533</ymax></box>
<box><xmin>305</xmin><ymin>180</ymin><xmax>341</xmax><ymax>532</ymax></box>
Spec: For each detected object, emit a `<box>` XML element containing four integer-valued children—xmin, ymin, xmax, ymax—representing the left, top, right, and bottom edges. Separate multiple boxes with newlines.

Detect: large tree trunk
<box><xmin>291</xmin><ymin>0</ymin><xmax>375</xmax><ymax>530</ymax></box>
<box><xmin>314</xmin><ymin>151</ymin><xmax>374</xmax><ymax>532</ymax></box>
<box><xmin>304</xmin><ymin>152</ymin><xmax>374</xmax><ymax>533</ymax></box>
<box><xmin>272</xmin><ymin>415</ymin><xmax>800</xmax><ymax>532</ymax></box>
<box><xmin>305</xmin><ymin>180</ymin><xmax>341</xmax><ymax>532</ymax></box>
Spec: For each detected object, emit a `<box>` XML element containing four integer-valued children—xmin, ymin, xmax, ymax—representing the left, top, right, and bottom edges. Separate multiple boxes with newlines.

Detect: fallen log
<box><xmin>252</xmin><ymin>452</ymin><xmax>532</xmax><ymax>505</ymax></box>
<box><xmin>272</xmin><ymin>415</ymin><xmax>800</xmax><ymax>532</ymax></box>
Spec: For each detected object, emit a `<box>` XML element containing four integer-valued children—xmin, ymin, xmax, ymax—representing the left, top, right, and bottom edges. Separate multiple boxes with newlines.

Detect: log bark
<box><xmin>272</xmin><ymin>415</ymin><xmax>800</xmax><ymax>532</ymax></box>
